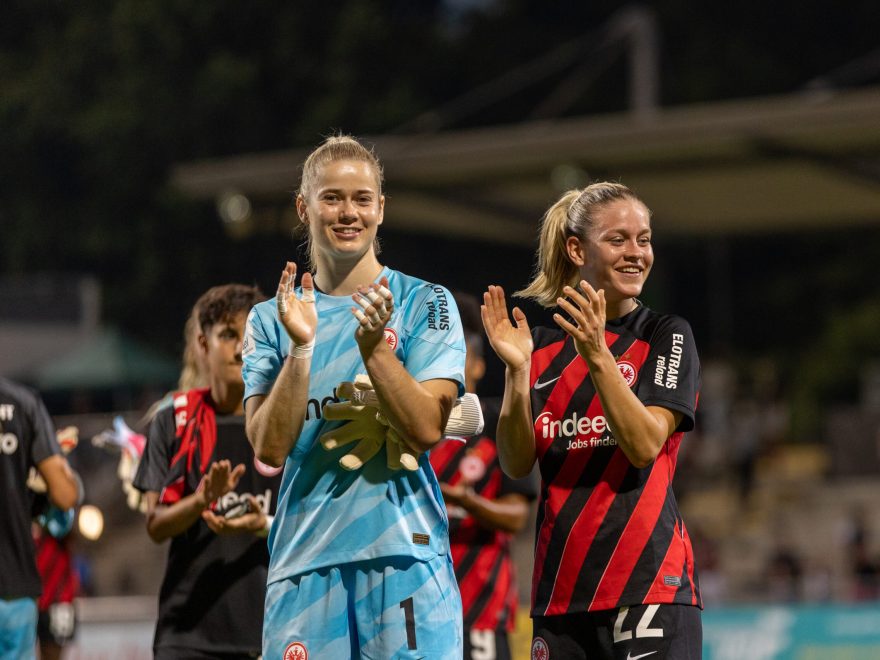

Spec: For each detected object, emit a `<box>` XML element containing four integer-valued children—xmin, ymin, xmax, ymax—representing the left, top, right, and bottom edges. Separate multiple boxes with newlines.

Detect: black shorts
<box><xmin>531</xmin><ymin>603</ymin><xmax>702</xmax><ymax>660</ymax></box>
<box><xmin>464</xmin><ymin>627</ymin><xmax>512</xmax><ymax>660</ymax></box>
<box><xmin>37</xmin><ymin>602</ymin><xmax>77</xmax><ymax>646</ymax></box>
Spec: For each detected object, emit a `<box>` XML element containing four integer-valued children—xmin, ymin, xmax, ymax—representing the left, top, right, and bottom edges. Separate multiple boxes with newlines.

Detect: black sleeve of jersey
<box><xmin>635</xmin><ymin>314</ymin><xmax>700</xmax><ymax>432</ymax></box>
<box><xmin>479</xmin><ymin>395</ymin><xmax>539</xmax><ymax>500</ymax></box>
<box><xmin>133</xmin><ymin>405</ymin><xmax>176</xmax><ymax>494</ymax></box>
<box><xmin>28</xmin><ymin>388</ymin><xmax>60</xmax><ymax>467</ymax></box>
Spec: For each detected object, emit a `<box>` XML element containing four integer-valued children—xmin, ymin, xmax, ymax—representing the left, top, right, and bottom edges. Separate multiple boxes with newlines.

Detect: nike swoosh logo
<box><xmin>627</xmin><ymin>652</ymin><xmax>658</xmax><ymax>660</ymax></box>
<box><xmin>534</xmin><ymin>376</ymin><xmax>561</xmax><ymax>390</ymax></box>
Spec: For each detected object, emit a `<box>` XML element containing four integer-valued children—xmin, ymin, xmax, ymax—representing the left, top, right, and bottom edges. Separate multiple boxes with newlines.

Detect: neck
<box><xmin>210</xmin><ymin>378</ymin><xmax>245</xmax><ymax>415</ymax></box>
<box><xmin>314</xmin><ymin>251</ymin><xmax>383</xmax><ymax>296</ymax></box>
<box><xmin>605</xmin><ymin>297</ymin><xmax>638</xmax><ymax>320</ymax></box>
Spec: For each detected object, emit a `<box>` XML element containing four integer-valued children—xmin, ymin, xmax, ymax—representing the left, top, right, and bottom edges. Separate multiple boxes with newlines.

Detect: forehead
<box><xmin>313</xmin><ymin>159</ymin><xmax>380</xmax><ymax>191</ymax></box>
<box><xmin>209</xmin><ymin>311</ymin><xmax>248</xmax><ymax>331</ymax></box>
<box><xmin>592</xmin><ymin>198</ymin><xmax>651</xmax><ymax>233</ymax></box>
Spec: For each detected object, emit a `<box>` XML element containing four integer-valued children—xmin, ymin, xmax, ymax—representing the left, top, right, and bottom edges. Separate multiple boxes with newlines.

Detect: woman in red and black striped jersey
<box><xmin>481</xmin><ymin>183</ymin><xmax>702</xmax><ymax>659</ymax></box>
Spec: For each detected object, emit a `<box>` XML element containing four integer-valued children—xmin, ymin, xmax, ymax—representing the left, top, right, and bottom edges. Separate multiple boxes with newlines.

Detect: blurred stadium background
<box><xmin>2</xmin><ymin>1</ymin><xmax>880</xmax><ymax>657</ymax></box>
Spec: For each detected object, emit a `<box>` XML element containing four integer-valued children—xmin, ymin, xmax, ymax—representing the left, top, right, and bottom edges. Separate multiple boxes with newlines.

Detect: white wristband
<box><xmin>289</xmin><ymin>338</ymin><xmax>315</xmax><ymax>359</ymax></box>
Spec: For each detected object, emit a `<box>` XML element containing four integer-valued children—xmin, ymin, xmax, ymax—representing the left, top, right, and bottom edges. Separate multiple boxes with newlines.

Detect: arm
<box><xmin>36</xmin><ymin>455</ymin><xmax>80</xmax><ymax>511</ymax></box>
<box><xmin>481</xmin><ymin>285</ymin><xmax>537</xmax><ymax>479</ymax></box>
<box><xmin>145</xmin><ymin>460</ymin><xmax>244</xmax><ymax>543</ymax></box>
<box><xmin>245</xmin><ymin>262</ymin><xmax>317</xmax><ymax>467</ymax></box>
<box><xmin>352</xmin><ymin>278</ymin><xmax>458</xmax><ymax>452</ymax></box>
<box><xmin>555</xmin><ymin>281</ymin><xmax>681</xmax><ymax>468</ymax></box>
<box><xmin>440</xmin><ymin>485</ymin><xmax>530</xmax><ymax>534</ymax></box>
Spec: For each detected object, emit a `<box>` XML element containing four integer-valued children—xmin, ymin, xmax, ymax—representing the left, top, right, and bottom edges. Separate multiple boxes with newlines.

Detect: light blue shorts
<box><xmin>263</xmin><ymin>554</ymin><xmax>462</xmax><ymax>659</ymax></box>
<box><xmin>0</xmin><ymin>598</ymin><xmax>37</xmax><ymax>660</ymax></box>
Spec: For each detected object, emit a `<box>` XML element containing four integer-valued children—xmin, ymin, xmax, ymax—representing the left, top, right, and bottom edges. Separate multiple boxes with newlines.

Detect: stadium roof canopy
<box><xmin>172</xmin><ymin>85</ymin><xmax>880</xmax><ymax>247</ymax></box>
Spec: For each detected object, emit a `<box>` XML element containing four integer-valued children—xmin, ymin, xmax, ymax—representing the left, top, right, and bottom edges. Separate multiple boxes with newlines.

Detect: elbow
<box><xmin>145</xmin><ymin>519</ymin><xmax>166</xmax><ymax>544</ymax></box>
<box><xmin>499</xmin><ymin>457</ymin><xmax>533</xmax><ymax>481</ymax></box>
<box><xmin>625</xmin><ymin>442</ymin><xmax>663</xmax><ymax>469</ymax></box>
<box><xmin>254</xmin><ymin>442</ymin><xmax>287</xmax><ymax>468</ymax></box>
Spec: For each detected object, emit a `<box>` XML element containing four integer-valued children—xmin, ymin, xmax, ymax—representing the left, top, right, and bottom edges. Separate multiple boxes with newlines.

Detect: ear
<box><xmin>295</xmin><ymin>195</ymin><xmax>308</xmax><ymax>223</ymax></box>
<box><xmin>565</xmin><ymin>235</ymin><xmax>585</xmax><ymax>266</ymax></box>
<box><xmin>197</xmin><ymin>332</ymin><xmax>209</xmax><ymax>355</ymax></box>
<box><xmin>377</xmin><ymin>194</ymin><xmax>385</xmax><ymax>226</ymax></box>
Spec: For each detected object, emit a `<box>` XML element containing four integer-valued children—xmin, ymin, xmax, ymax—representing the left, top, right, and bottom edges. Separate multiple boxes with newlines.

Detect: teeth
<box><xmin>620</xmin><ymin>268</ymin><xmax>640</xmax><ymax>273</ymax></box>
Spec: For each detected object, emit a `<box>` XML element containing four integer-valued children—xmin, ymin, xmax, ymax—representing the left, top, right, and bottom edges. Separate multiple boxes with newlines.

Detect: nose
<box><xmin>339</xmin><ymin>198</ymin><xmax>358</xmax><ymax>221</ymax></box>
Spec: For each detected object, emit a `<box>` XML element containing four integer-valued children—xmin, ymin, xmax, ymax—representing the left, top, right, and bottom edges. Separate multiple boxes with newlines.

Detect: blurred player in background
<box><xmin>429</xmin><ymin>292</ymin><xmax>537</xmax><ymax>660</ymax></box>
<box><xmin>482</xmin><ymin>183</ymin><xmax>702</xmax><ymax>659</ymax></box>
<box><xmin>133</xmin><ymin>283</ymin><xmax>282</xmax><ymax>660</ymax></box>
<box><xmin>32</xmin><ymin>426</ymin><xmax>80</xmax><ymax>660</ymax></box>
<box><xmin>0</xmin><ymin>378</ymin><xmax>81</xmax><ymax>660</ymax></box>
<box><xmin>243</xmin><ymin>135</ymin><xmax>466</xmax><ymax>659</ymax></box>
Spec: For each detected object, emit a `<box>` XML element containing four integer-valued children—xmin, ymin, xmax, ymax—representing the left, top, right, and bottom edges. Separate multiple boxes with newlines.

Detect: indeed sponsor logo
<box><xmin>217</xmin><ymin>489</ymin><xmax>273</xmax><ymax>514</ymax></box>
<box><xmin>536</xmin><ymin>411</ymin><xmax>609</xmax><ymax>440</ymax></box>
<box><xmin>654</xmin><ymin>333</ymin><xmax>684</xmax><ymax>390</ymax></box>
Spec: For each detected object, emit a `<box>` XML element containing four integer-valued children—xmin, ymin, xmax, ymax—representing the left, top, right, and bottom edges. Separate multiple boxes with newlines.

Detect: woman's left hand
<box><xmin>351</xmin><ymin>276</ymin><xmax>394</xmax><ymax>350</ymax></box>
<box><xmin>554</xmin><ymin>280</ymin><xmax>608</xmax><ymax>364</ymax></box>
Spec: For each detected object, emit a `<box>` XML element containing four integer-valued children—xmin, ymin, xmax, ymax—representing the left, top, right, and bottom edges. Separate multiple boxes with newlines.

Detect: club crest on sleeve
<box><xmin>531</xmin><ymin>636</ymin><xmax>550</xmax><ymax>660</ymax></box>
<box><xmin>284</xmin><ymin>641</ymin><xmax>308</xmax><ymax>660</ymax></box>
<box><xmin>617</xmin><ymin>360</ymin><xmax>638</xmax><ymax>387</ymax></box>
<box><xmin>383</xmin><ymin>328</ymin><xmax>398</xmax><ymax>350</ymax></box>
<box><xmin>459</xmin><ymin>453</ymin><xmax>486</xmax><ymax>483</ymax></box>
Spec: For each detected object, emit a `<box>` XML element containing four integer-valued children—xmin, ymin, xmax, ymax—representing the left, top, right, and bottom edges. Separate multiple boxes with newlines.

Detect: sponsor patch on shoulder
<box><xmin>242</xmin><ymin>319</ymin><xmax>256</xmax><ymax>357</ymax></box>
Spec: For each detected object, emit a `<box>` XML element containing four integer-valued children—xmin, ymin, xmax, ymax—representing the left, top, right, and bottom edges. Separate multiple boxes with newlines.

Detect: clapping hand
<box><xmin>553</xmin><ymin>280</ymin><xmax>607</xmax><ymax>363</ymax></box>
<box><xmin>276</xmin><ymin>261</ymin><xmax>318</xmax><ymax>352</ymax></box>
<box><xmin>481</xmin><ymin>285</ymin><xmax>533</xmax><ymax>370</ymax></box>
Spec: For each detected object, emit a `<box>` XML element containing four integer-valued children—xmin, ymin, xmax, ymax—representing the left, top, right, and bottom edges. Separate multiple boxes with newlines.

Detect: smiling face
<box><xmin>567</xmin><ymin>197</ymin><xmax>653</xmax><ymax>316</ymax></box>
<box><xmin>296</xmin><ymin>159</ymin><xmax>384</xmax><ymax>269</ymax></box>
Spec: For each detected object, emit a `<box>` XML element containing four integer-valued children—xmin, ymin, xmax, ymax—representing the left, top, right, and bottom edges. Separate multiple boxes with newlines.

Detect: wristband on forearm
<box><xmin>289</xmin><ymin>338</ymin><xmax>315</xmax><ymax>359</ymax></box>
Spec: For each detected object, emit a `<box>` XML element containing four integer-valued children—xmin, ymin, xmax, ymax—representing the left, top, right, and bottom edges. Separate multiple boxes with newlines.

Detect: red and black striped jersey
<box><xmin>528</xmin><ymin>305</ymin><xmax>701</xmax><ymax>616</ymax></box>
<box><xmin>34</xmin><ymin>531</ymin><xmax>77</xmax><ymax>609</ymax></box>
<box><xmin>430</xmin><ymin>398</ymin><xmax>538</xmax><ymax>632</ymax></box>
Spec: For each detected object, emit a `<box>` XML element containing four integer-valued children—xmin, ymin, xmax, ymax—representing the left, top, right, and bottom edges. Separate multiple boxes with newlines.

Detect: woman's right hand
<box><xmin>481</xmin><ymin>285</ymin><xmax>533</xmax><ymax>370</ymax></box>
<box><xmin>276</xmin><ymin>261</ymin><xmax>318</xmax><ymax>348</ymax></box>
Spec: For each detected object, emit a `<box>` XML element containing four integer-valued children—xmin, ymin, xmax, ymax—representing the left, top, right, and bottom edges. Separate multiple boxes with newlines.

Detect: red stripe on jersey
<box><xmin>532</xmin><ymin>354</ymin><xmax>589</xmax><ymax>460</ymax></box>
<box><xmin>531</xmin><ymin>391</ymin><xmax>607</xmax><ymax>609</ymax></box>
<box><xmin>472</xmin><ymin>550</ymin><xmax>516</xmax><ymax>631</ymax></box>
<box><xmin>589</xmin><ymin>446</ymin><xmax>674</xmax><ymax>610</ymax></box>
<box><xmin>681</xmin><ymin>521</ymin><xmax>701</xmax><ymax>607</ymax></box>
<box><xmin>645</xmin><ymin>519</ymin><xmax>686</xmax><ymax>603</ymax></box>
<box><xmin>542</xmin><ymin>450</ymin><xmax>631</xmax><ymax>614</ymax></box>
<box><xmin>160</xmin><ymin>477</ymin><xmax>185</xmax><ymax>505</ymax></box>
<box><xmin>457</xmin><ymin>541</ymin><xmax>503</xmax><ymax>615</ymax></box>
<box><xmin>530</xmin><ymin>338</ymin><xmax>567</xmax><ymax>386</ymax></box>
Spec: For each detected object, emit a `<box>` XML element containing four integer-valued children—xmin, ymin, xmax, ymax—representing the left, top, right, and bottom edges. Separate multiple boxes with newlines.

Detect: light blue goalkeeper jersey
<box><xmin>242</xmin><ymin>266</ymin><xmax>466</xmax><ymax>585</ymax></box>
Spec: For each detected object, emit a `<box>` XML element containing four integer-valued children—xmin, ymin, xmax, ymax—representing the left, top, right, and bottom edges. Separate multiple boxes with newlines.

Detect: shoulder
<box><xmin>531</xmin><ymin>325</ymin><xmax>566</xmax><ymax>348</ymax></box>
<box><xmin>626</xmin><ymin>307</ymin><xmax>695</xmax><ymax>340</ymax></box>
<box><xmin>0</xmin><ymin>376</ymin><xmax>41</xmax><ymax>408</ymax></box>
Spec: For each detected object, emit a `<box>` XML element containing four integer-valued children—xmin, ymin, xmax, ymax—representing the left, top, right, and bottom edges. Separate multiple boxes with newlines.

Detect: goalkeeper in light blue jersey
<box><xmin>242</xmin><ymin>135</ymin><xmax>466</xmax><ymax>660</ymax></box>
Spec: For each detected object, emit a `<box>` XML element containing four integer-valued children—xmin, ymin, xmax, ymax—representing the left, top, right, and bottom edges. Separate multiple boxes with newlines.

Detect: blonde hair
<box><xmin>297</xmin><ymin>134</ymin><xmax>384</xmax><ymax>269</ymax></box>
<box><xmin>515</xmin><ymin>182</ymin><xmax>644</xmax><ymax>307</ymax></box>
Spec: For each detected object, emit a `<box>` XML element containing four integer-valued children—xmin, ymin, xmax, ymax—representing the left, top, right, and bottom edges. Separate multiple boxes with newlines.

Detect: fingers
<box><xmin>276</xmin><ymin>262</ymin><xmax>296</xmax><ymax>317</ymax></box>
<box><xmin>351</xmin><ymin>282</ymin><xmax>394</xmax><ymax>332</ymax></box>
<box><xmin>338</xmin><ymin>436</ymin><xmax>384</xmax><ymax>471</ymax></box>
<box><xmin>322</xmin><ymin>401</ymin><xmax>371</xmax><ymax>421</ymax></box>
<box><xmin>277</xmin><ymin>262</ymin><xmax>317</xmax><ymax>316</ymax></box>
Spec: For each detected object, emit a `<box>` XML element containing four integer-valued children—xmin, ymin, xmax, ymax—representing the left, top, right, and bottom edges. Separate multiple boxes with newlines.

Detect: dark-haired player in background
<box><xmin>482</xmin><ymin>183</ymin><xmax>702</xmax><ymax>659</ymax></box>
<box><xmin>0</xmin><ymin>378</ymin><xmax>80</xmax><ymax>659</ymax></box>
<box><xmin>134</xmin><ymin>283</ymin><xmax>281</xmax><ymax>660</ymax></box>
<box><xmin>430</xmin><ymin>292</ymin><xmax>537</xmax><ymax>660</ymax></box>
